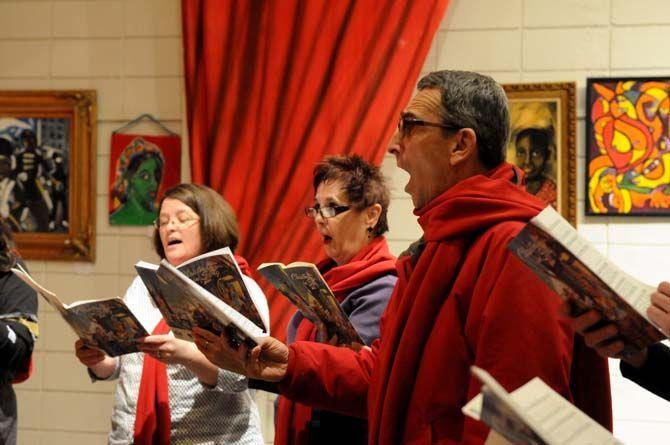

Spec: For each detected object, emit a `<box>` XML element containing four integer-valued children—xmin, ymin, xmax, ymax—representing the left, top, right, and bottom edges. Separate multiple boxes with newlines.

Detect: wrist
<box><xmin>622</xmin><ymin>348</ymin><xmax>649</xmax><ymax>369</ymax></box>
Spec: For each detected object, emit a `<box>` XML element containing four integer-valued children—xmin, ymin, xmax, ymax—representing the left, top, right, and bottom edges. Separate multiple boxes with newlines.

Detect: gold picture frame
<box><xmin>0</xmin><ymin>90</ymin><xmax>96</xmax><ymax>261</ymax></box>
<box><xmin>503</xmin><ymin>82</ymin><xmax>577</xmax><ymax>226</ymax></box>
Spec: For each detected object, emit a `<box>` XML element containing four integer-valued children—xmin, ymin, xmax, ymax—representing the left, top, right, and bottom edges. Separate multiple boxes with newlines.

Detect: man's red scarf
<box><xmin>133</xmin><ymin>254</ymin><xmax>252</xmax><ymax>445</ymax></box>
<box><xmin>275</xmin><ymin>237</ymin><xmax>396</xmax><ymax>445</ymax></box>
<box><xmin>365</xmin><ymin>163</ymin><xmax>612</xmax><ymax>443</ymax></box>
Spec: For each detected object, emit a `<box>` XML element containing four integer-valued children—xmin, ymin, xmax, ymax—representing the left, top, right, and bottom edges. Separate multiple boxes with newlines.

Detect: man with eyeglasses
<box><xmin>203</xmin><ymin>71</ymin><xmax>612</xmax><ymax>444</ymax></box>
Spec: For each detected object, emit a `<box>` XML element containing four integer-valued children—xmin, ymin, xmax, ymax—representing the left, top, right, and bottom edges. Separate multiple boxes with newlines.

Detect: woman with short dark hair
<box><xmin>75</xmin><ymin>183</ymin><xmax>267</xmax><ymax>444</ymax></box>
<box><xmin>196</xmin><ymin>154</ymin><xmax>397</xmax><ymax>445</ymax></box>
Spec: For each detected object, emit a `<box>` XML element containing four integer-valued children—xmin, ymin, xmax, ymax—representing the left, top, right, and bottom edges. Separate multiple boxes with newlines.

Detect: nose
<box><xmin>314</xmin><ymin>211</ymin><xmax>326</xmax><ymax>227</ymax></box>
<box><xmin>388</xmin><ymin>129</ymin><xmax>401</xmax><ymax>157</ymax></box>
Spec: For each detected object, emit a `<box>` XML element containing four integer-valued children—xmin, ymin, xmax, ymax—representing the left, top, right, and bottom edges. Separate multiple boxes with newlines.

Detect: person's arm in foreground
<box><xmin>193</xmin><ymin>326</ymin><xmax>377</xmax><ymax>418</ymax></box>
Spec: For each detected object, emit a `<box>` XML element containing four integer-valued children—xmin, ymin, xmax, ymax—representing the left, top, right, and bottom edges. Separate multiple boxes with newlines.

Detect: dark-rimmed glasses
<box><xmin>304</xmin><ymin>205</ymin><xmax>351</xmax><ymax>219</ymax></box>
<box><xmin>397</xmin><ymin>114</ymin><xmax>461</xmax><ymax>136</ymax></box>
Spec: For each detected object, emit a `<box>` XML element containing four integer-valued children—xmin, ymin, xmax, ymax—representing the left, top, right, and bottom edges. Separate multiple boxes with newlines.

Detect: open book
<box><xmin>11</xmin><ymin>264</ymin><xmax>148</xmax><ymax>357</ymax></box>
<box><xmin>258</xmin><ymin>262</ymin><xmax>363</xmax><ymax>345</ymax></box>
<box><xmin>136</xmin><ymin>248</ymin><xmax>268</xmax><ymax>346</ymax></box>
<box><xmin>508</xmin><ymin>206</ymin><xmax>665</xmax><ymax>356</ymax></box>
<box><xmin>462</xmin><ymin>366</ymin><xmax>622</xmax><ymax>445</ymax></box>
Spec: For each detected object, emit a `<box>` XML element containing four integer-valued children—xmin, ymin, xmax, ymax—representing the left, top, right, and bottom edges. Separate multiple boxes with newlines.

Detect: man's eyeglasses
<box><xmin>397</xmin><ymin>115</ymin><xmax>461</xmax><ymax>136</ymax></box>
<box><xmin>304</xmin><ymin>205</ymin><xmax>351</xmax><ymax>219</ymax></box>
<box><xmin>153</xmin><ymin>216</ymin><xmax>200</xmax><ymax>230</ymax></box>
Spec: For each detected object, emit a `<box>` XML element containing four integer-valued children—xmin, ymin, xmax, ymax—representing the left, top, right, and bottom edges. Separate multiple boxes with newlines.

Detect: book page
<box><xmin>512</xmin><ymin>378</ymin><xmax>622</xmax><ymax>445</ymax></box>
<box><xmin>468</xmin><ymin>367</ymin><xmax>549</xmax><ymax>444</ymax></box>
<box><xmin>508</xmin><ymin>208</ymin><xmax>665</xmax><ymax>354</ymax></box>
<box><xmin>12</xmin><ymin>267</ymin><xmax>66</xmax><ymax>314</ymax></box>
<box><xmin>534</xmin><ymin>206</ymin><xmax>655</xmax><ymax>316</ymax></box>
<box><xmin>466</xmin><ymin>367</ymin><xmax>622</xmax><ymax>445</ymax></box>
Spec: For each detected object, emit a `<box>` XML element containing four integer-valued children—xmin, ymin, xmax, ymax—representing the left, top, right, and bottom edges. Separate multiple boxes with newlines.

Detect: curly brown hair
<box><xmin>312</xmin><ymin>155</ymin><xmax>390</xmax><ymax>237</ymax></box>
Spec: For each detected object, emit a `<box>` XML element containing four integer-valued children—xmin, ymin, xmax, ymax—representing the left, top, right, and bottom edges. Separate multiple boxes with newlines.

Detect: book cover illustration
<box><xmin>179</xmin><ymin>254</ymin><xmax>265</xmax><ymax>331</ymax></box>
<box><xmin>12</xmin><ymin>266</ymin><xmax>148</xmax><ymax>357</ymax></box>
<box><xmin>65</xmin><ymin>299</ymin><xmax>148</xmax><ymax>357</ymax></box>
<box><xmin>260</xmin><ymin>262</ymin><xmax>363</xmax><ymax>345</ymax></box>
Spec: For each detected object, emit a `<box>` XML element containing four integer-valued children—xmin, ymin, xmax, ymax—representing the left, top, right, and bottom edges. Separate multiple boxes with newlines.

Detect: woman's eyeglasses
<box><xmin>153</xmin><ymin>216</ymin><xmax>200</xmax><ymax>230</ymax></box>
<box><xmin>304</xmin><ymin>205</ymin><xmax>351</xmax><ymax>219</ymax></box>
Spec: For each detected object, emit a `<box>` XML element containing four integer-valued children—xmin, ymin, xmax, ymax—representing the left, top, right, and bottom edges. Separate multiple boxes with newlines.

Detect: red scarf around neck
<box><xmin>134</xmin><ymin>318</ymin><xmax>171</xmax><ymax>445</ymax></box>
<box><xmin>275</xmin><ymin>236</ymin><xmax>396</xmax><ymax>445</ymax></box>
<box><xmin>366</xmin><ymin>163</ymin><xmax>611</xmax><ymax>443</ymax></box>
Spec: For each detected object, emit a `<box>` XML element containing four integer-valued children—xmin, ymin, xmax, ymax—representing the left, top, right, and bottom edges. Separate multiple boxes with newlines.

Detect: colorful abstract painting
<box><xmin>587</xmin><ymin>78</ymin><xmax>670</xmax><ymax>215</ymax></box>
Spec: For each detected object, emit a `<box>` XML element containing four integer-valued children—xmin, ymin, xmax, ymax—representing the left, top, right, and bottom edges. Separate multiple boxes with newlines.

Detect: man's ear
<box><xmin>449</xmin><ymin>128</ymin><xmax>478</xmax><ymax>167</ymax></box>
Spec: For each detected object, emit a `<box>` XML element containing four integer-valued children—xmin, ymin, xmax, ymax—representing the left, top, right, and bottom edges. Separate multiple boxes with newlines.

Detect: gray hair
<box><xmin>417</xmin><ymin>70</ymin><xmax>509</xmax><ymax>169</ymax></box>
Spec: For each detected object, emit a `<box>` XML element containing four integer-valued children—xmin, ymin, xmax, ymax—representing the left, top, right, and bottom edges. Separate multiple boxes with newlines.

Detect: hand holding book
<box><xmin>192</xmin><ymin>327</ymin><xmax>290</xmax><ymax>382</ymax></box>
<box><xmin>561</xmin><ymin>281</ymin><xmax>670</xmax><ymax>367</ymax></box>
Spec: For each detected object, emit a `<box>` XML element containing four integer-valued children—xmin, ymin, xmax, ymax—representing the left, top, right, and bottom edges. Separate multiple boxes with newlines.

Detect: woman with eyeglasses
<box><xmin>196</xmin><ymin>155</ymin><xmax>396</xmax><ymax>445</ymax></box>
<box><xmin>74</xmin><ymin>183</ymin><xmax>268</xmax><ymax>445</ymax></box>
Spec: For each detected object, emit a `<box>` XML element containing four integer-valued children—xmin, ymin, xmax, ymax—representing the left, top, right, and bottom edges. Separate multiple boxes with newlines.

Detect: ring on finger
<box><xmin>156</xmin><ymin>350</ymin><xmax>162</xmax><ymax>359</ymax></box>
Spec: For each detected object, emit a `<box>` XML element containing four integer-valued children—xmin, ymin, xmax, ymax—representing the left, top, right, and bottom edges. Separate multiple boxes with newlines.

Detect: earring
<box><xmin>366</xmin><ymin>227</ymin><xmax>373</xmax><ymax>239</ymax></box>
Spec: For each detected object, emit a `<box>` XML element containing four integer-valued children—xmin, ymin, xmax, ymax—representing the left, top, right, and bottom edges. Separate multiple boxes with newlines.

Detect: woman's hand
<box><xmin>136</xmin><ymin>334</ymin><xmax>198</xmax><ymax>366</ymax></box>
<box><xmin>193</xmin><ymin>327</ymin><xmax>290</xmax><ymax>382</ymax></box>
<box><xmin>648</xmin><ymin>282</ymin><xmax>670</xmax><ymax>337</ymax></box>
<box><xmin>75</xmin><ymin>339</ymin><xmax>106</xmax><ymax>367</ymax></box>
<box><xmin>74</xmin><ymin>339</ymin><xmax>117</xmax><ymax>379</ymax></box>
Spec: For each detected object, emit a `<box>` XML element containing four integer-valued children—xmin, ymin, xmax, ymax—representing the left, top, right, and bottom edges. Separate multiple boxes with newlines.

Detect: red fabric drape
<box><xmin>182</xmin><ymin>0</ymin><xmax>448</xmax><ymax>339</ymax></box>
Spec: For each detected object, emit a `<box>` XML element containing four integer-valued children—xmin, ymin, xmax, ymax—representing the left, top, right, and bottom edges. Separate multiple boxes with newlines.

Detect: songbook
<box><xmin>508</xmin><ymin>206</ymin><xmax>665</xmax><ymax>356</ymax></box>
<box><xmin>257</xmin><ymin>261</ymin><xmax>363</xmax><ymax>346</ymax></box>
<box><xmin>12</xmin><ymin>264</ymin><xmax>148</xmax><ymax>357</ymax></box>
<box><xmin>136</xmin><ymin>248</ymin><xmax>268</xmax><ymax>346</ymax></box>
<box><xmin>462</xmin><ymin>366</ymin><xmax>622</xmax><ymax>445</ymax></box>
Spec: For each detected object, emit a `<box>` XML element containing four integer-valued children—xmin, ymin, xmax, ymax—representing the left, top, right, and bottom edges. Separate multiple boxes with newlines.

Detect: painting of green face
<box><xmin>128</xmin><ymin>157</ymin><xmax>160</xmax><ymax>211</ymax></box>
<box><xmin>109</xmin><ymin>155</ymin><xmax>163</xmax><ymax>226</ymax></box>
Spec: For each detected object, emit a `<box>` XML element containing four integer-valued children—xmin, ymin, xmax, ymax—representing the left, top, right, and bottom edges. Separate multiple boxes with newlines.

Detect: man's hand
<box><xmin>559</xmin><ymin>303</ymin><xmax>648</xmax><ymax>368</ymax></box>
<box><xmin>193</xmin><ymin>327</ymin><xmax>290</xmax><ymax>382</ymax></box>
<box><xmin>648</xmin><ymin>282</ymin><xmax>670</xmax><ymax>337</ymax></box>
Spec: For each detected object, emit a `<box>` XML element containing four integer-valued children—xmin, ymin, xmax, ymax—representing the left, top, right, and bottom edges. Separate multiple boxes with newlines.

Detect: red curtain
<box><xmin>182</xmin><ymin>0</ymin><xmax>448</xmax><ymax>340</ymax></box>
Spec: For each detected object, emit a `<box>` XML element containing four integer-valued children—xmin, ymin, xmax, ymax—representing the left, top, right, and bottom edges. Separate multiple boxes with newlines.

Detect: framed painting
<box><xmin>503</xmin><ymin>82</ymin><xmax>577</xmax><ymax>225</ymax></box>
<box><xmin>0</xmin><ymin>91</ymin><xmax>96</xmax><ymax>261</ymax></box>
<box><xmin>586</xmin><ymin>77</ymin><xmax>670</xmax><ymax>216</ymax></box>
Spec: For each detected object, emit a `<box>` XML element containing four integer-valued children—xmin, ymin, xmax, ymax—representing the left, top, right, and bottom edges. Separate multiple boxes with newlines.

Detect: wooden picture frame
<box><xmin>0</xmin><ymin>91</ymin><xmax>96</xmax><ymax>261</ymax></box>
<box><xmin>503</xmin><ymin>82</ymin><xmax>577</xmax><ymax>226</ymax></box>
<box><xmin>586</xmin><ymin>77</ymin><xmax>670</xmax><ymax>216</ymax></box>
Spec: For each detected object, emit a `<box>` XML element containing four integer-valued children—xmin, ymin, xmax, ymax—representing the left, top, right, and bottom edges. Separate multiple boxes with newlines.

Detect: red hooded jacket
<box><xmin>279</xmin><ymin>163</ymin><xmax>612</xmax><ymax>444</ymax></box>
